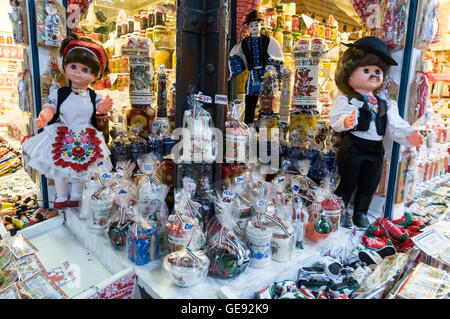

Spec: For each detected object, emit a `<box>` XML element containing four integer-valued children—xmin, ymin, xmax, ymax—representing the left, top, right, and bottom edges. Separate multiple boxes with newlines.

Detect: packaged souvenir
<box><xmin>126</xmin><ymin>214</ymin><xmax>158</xmax><ymax>265</ymax></box>
<box><xmin>259</xmin><ymin>66</ymin><xmax>280</xmax><ymax>114</ymax></box>
<box><xmin>270</xmin><ymin>196</ymin><xmax>296</xmax><ymax>262</ymax></box>
<box><xmin>166</xmin><ymin>212</ymin><xmax>198</xmax><ymax>254</ymax></box>
<box><xmin>88</xmin><ymin>173</ymin><xmax>114</xmax><ymax>235</ymax></box>
<box><xmin>163</xmin><ymin>227</ymin><xmax>209</xmax><ymax>287</ymax></box>
<box><xmin>107</xmin><ymin>202</ymin><xmax>134</xmax><ymax>250</ymax></box>
<box><xmin>180</xmin><ymin>92</ymin><xmax>218</xmax><ymax>163</ymax></box>
<box><xmin>109</xmin><ymin>160</ymin><xmax>137</xmax><ymax>209</ymax></box>
<box><xmin>246</xmin><ymin>212</ymin><xmax>273</xmax><ymax>268</ymax></box>
<box><xmin>225</xmin><ymin>101</ymin><xmax>248</xmax><ymax>163</ymax></box>
<box><xmin>204</xmin><ymin>200</ymin><xmax>250</xmax><ymax>278</ymax></box>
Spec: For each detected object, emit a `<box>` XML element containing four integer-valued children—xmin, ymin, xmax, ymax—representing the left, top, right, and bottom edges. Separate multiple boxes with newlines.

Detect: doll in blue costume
<box><xmin>229</xmin><ymin>10</ymin><xmax>284</xmax><ymax>124</ymax></box>
<box><xmin>330</xmin><ymin>36</ymin><xmax>423</xmax><ymax>229</ymax></box>
<box><xmin>23</xmin><ymin>34</ymin><xmax>113</xmax><ymax>209</ymax></box>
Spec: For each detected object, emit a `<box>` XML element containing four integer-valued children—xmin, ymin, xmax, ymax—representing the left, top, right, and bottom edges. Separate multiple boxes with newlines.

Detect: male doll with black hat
<box><xmin>330</xmin><ymin>36</ymin><xmax>423</xmax><ymax>229</ymax></box>
<box><xmin>229</xmin><ymin>10</ymin><xmax>284</xmax><ymax>124</ymax></box>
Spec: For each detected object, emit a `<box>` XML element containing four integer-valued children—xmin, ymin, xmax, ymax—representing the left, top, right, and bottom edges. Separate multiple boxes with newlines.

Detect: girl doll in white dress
<box><xmin>23</xmin><ymin>34</ymin><xmax>113</xmax><ymax>209</ymax></box>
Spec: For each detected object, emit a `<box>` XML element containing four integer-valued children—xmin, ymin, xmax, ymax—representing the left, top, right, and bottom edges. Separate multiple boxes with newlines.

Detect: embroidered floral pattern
<box><xmin>71</xmin><ymin>88</ymin><xmax>88</xmax><ymax>97</ymax></box>
<box><xmin>45</xmin><ymin>97</ymin><xmax>57</xmax><ymax>108</ymax></box>
<box><xmin>52</xmin><ymin>126</ymin><xmax>103</xmax><ymax>172</ymax></box>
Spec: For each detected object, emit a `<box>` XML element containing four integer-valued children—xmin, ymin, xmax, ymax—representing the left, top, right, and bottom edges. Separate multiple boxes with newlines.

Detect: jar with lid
<box><xmin>140</xmin><ymin>10</ymin><xmax>148</xmax><ymax>30</ymax></box>
<box><xmin>153</xmin><ymin>25</ymin><xmax>168</xmax><ymax>48</ymax></box>
<box><xmin>155</xmin><ymin>6</ymin><xmax>166</xmax><ymax>26</ymax></box>
<box><xmin>325</xmin><ymin>24</ymin><xmax>331</xmax><ymax>40</ymax></box>
<box><xmin>313</xmin><ymin>21</ymin><xmax>320</xmax><ymax>38</ymax></box>
<box><xmin>282</xmin><ymin>31</ymin><xmax>293</xmax><ymax>53</ymax></box>
<box><xmin>291</xmin><ymin>15</ymin><xmax>300</xmax><ymax>33</ymax></box>
<box><xmin>276</xmin><ymin>6</ymin><xmax>284</xmax><ymax>29</ymax></box>
<box><xmin>134</xmin><ymin>14</ymin><xmax>141</xmax><ymax>31</ymax></box>
<box><xmin>273</xmin><ymin>29</ymin><xmax>284</xmax><ymax>49</ymax></box>
<box><xmin>284</xmin><ymin>14</ymin><xmax>292</xmax><ymax>32</ymax></box>
<box><xmin>319</xmin><ymin>21</ymin><xmax>325</xmax><ymax>38</ymax></box>
<box><xmin>330</xmin><ymin>26</ymin><xmax>337</xmax><ymax>42</ymax></box>
<box><xmin>148</xmin><ymin>10</ymin><xmax>155</xmax><ymax>28</ymax></box>
<box><xmin>127</xmin><ymin>17</ymin><xmax>134</xmax><ymax>34</ymax></box>
<box><xmin>265</xmin><ymin>8</ymin><xmax>277</xmax><ymax>29</ymax></box>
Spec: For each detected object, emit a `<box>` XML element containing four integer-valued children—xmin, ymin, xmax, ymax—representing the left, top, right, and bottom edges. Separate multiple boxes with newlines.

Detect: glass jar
<box><xmin>273</xmin><ymin>28</ymin><xmax>284</xmax><ymax>48</ymax></box>
<box><xmin>127</xmin><ymin>105</ymin><xmax>151</xmax><ymax>136</ymax></box>
<box><xmin>134</xmin><ymin>14</ymin><xmax>141</xmax><ymax>31</ymax></box>
<box><xmin>319</xmin><ymin>22</ymin><xmax>325</xmax><ymax>38</ymax></box>
<box><xmin>276</xmin><ymin>6</ymin><xmax>284</xmax><ymax>29</ymax></box>
<box><xmin>127</xmin><ymin>17</ymin><xmax>134</xmax><ymax>34</ymax></box>
<box><xmin>155</xmin><ymin>7</ymin><xmax>166</xmax><ymax>26</ymax></box>
<box><xmin>284</xmin><ymin>14</ymin><xmax>292</xmax><ymax>32</ymax></box>
<box><xmin>265</xmin><ymin>8</ymin><xmax>277</xmax><ymax>29</ymax></box>
<box><xmin>325</xmin><ymin>25</ymin><xmax>331</xmax><ymax>40</ymax></box>
<box><xmin>140</xmin><ymin>10</ymin><xmax>148</xmax><ymax>30</ymax></box>
<box><xmin>145</xmin><ymin>28</ymin><xmax>153</xmax><ymax>40</ymax></box>
<box><xmin>330</xmin><ymin>26</ymin><xmax>338</xmax><ymax>42</ymax></box>
<box><xmin>291</xmin><ymin>15</ymin><xmax>300</xmax><ymax>33</ymax></box>
<box><xmin>153</xmin><ymin>25</ymin><xmax>168</xmax><ymax>48</ymax></box>
<box><xmin>313</xmin><ymin>21</ymin><xmax>320</xmax><ymax>38</ymax></box>
<box><xmin>155</xmin><ymin>48</ymin><xmax>171</xmax><ymax>70</ymax></box>
<box><xmin>282</xmin><ymin>31</ymin><xmax>293</xmax><ymax>53</ymax></box>
<box><xmin>148</xmin><ymin>10</ymin><xmax>155</xmax><ymax>28</ymax></box>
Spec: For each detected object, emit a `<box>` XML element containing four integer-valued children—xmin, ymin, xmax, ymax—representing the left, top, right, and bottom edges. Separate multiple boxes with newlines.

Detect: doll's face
<box><xmin>248</xmin><ymin>21</ymin><xmax>261</xmax><ymax>37</ymax></box>
<box><xmin>65</xmin><ymin>62</ymin><xmax>96</xmax><ymax>89</ymax></box>
<box><xmin>348</xmin><ymin>65</ymin><xmax>383</xmax><ymax>95</ymax></box>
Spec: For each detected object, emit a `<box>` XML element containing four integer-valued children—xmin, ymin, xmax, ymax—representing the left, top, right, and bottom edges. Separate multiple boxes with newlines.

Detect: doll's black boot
<box><xmin>352</xmin><ymin>193</ymin><xmax>372</xmax><ymax>229</ymax></box>
<box><xmin>339</xmin><ymin>194</ymin><xmax>353</xmax><ymax>229</ymax></box>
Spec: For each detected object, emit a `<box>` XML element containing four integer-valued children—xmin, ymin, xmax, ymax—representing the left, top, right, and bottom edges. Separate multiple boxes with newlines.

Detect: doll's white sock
<box><xmin>54</xmin><ymin>178</ymin><xmax>69</xmax><ymax>202</ymax></box>
<box><xmin>70</xmin><ymin>182</ymin><xmax>84</xmax><ymax>202</ymax></box>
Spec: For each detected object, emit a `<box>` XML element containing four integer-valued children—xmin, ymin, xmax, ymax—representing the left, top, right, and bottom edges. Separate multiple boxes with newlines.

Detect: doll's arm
<box><xmin>96</xmin><ymin>95</ymin><xmax>113</xmax><ymax>114</ymax></box>
<box><xmin>330</xmin><ymin>95</ymin><xmax>358</xmax><ymax>132</ymax></box>
<box><xmin>229</xmin><ymin>42</ymin><xmax>247</xmax><ymax>80</ymax></box>
<box><xmin>386</xmin><ymin>99</ymin><xmax>423</xmax><ymax>147</ymax></box>
<box><xmin>36</xmin><ymin>107</ymin><xmax>56</xmax><ymax>130</ymax></box>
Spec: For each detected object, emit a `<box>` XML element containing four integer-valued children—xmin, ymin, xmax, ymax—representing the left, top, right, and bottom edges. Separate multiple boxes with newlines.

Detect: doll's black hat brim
<box><xmin>244</xmin><ymin>10</ymin><xmax>264</xmax><ymax>25</ymax></box>
<box><xmin>342</xmin><ymin>36</ymin><xmax>398</xmax><ymax>66</ymax></box>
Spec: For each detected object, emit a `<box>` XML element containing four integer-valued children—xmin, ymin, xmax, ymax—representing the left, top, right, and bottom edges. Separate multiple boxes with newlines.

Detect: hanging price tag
<box><xmin>193</xmin><ymin>94</ymin><xmax>213</xmax><ymax>104</ymax></box>
<box><xmin>214</xmin><ymin>94</ymin><xmax>228</xmax><ymax>105</ymax></box>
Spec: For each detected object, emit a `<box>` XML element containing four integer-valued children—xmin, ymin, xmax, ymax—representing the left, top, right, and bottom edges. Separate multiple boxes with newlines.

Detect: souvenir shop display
<box><xmin>2</xmin><ymin>0</ymin><xmax>449</xmax><ymax>300</ymax></box>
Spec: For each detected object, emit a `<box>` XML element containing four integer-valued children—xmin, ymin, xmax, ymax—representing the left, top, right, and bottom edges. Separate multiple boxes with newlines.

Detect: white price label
<box><xmin>235</xmin><ymin>176</ymin><xmax>245</xmax><ymax>184</ymax></box>
<box><xmin>142</xmin><ymin>164</ymin><xmax>153</xmax><ymax>171</ymax></box>
<box><xmin>214</xmin><ymin>94</ymin><xmax>228</xmax><ymax>105</ymax></box>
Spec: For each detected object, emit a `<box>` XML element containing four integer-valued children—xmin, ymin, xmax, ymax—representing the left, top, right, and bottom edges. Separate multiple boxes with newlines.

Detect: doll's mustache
<box><xmin>369</xmin><ymin>74</ymin><xmax>381</xmax><ymax>80</ymax></box>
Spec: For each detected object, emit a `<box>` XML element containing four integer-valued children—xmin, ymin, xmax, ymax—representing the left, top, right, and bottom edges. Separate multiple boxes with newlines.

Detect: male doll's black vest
<box><xmin>241</xmin><ymin>35</ymin><xmax>270</xmax><ymax>70</ymax></box>
<box><xmin>47</xmin><ymin>86</ymin><xmax>100</xmax><ymax>130</ymax></box>
<box><xmin>351</xmin><ymin>94</ymin><xmax>387</xmax><ymax>136</ymax></box>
